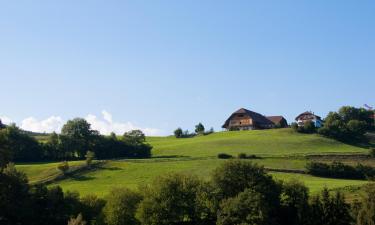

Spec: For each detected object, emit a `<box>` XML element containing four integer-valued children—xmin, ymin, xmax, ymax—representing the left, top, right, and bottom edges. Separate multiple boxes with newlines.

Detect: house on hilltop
<box><xmin>266</xmin><ymin>116</ymin><xmax>288</xmax><ymax>128</ymax></box>
<box><xmin>295</xmin><ymin>111</ymin><xmax>323</xmax><ymax>128</ymax></box>
<box><xmin>222</xmin><ymin>108</ymin><xmax>276</xmax><ymax>130</ymax></box>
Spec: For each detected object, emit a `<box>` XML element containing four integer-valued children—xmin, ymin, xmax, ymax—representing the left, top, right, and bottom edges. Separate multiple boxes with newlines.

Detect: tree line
<box><xmin>0</xmin><ymin>118</ymin><xmax>152</xmax><ymax>162</ymax></box>
<box><xmin>1</xmin><ymin>160</ymin><xmax>374</xmax><ymax>225</ymax></box>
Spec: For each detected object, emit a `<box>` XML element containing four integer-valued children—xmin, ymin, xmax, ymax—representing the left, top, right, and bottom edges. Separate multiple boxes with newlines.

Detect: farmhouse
<box><xmin>222</xmin><ymin>108</ymin><xmax>278</xmax><ymax>130</ymax></box>
<box><xmin>295</xmin><ymin>111</ymin><xmax>323</xmax><ymax>128</ymax></box>
<box><xmin>266</xmin><ymin>116</ymin><xmax>288</xmax><ymax>128</ymax></box>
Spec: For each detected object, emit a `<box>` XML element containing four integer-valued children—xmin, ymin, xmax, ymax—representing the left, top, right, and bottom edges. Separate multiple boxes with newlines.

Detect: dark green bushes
<box><xmin>217</xmin><ymin>153</ymin><xmax>233</xmax><ymax>159</ymax></box>
<box><xmin>306</xmin><ymin>161</ymin><xmax>375</xmax><ymax>179</ymax></box>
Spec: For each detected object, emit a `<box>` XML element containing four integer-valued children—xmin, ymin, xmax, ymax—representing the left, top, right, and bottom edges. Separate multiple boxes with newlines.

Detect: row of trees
<box><xmin>1</xmin><ymin>160</ymin><xmax>375</xmax><ymax>225</ymax></box>
<box><xmin>174</xmin><ymin>123</ymin><xmax>214</xmax><ymax>138</ymax></box>
<box><xmin>0</xmin><ymin>118</ymin><xmax>152</xmax><ymax>162</ymax></box>
<box><xmin>292</xmin><ymin>106</ymin><xmax>374</xmax><ymax>143</ymax></box>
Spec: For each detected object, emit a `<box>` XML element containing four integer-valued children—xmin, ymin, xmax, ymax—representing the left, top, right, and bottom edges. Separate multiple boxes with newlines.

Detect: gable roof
<box><xmin>266</xmin><ymin>116</ymin><xmax>286</xmax><ymax>125</ymax></box>
<box><xmin>295</xmin><ymin>111</ymin><xmax>321</xmax><ymax>121</ymax></box>
<box><xmin>222</xmin><ymin>108</ymin><xmax>274</xmax><ymax>128</ymax></box>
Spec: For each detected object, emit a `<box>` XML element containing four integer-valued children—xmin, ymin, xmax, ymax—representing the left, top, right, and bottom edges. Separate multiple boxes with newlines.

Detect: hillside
<box><xmin>148</xmin><ymin>128</ymin><xmax>367</xmax><ymax>157</ymax></box>
<box><xmin>17</xmin><ymin>128</ymin><xmax>372</xmax><ymax>197</ymax></box>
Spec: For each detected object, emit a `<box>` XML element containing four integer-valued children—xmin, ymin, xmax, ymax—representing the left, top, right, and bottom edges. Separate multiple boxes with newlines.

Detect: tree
<box><xmin>0</xmin><ymin>163</ymin><xmax>31</xmax><ymax>225</ymax></box>
<box><xmin>79</xmin><ymin>194</ymin><xmax>106</xmax><ymax>225</ymax></box>
<box><xmin>174</xmin><ymin>128</ymin><xmax>183</xmax><ymax>138</ymax></box>
<box><xmin>122</xmin><ymin>130</ymin><xmax>146</xmax><ymax>145</ymax></box>
<box><xmin>136</xmin><ymin>173</ymin><xmax>205</xmax><ymax>225</ymax></box>
<box><xmin>217</xmin><ymin>188</ymin><xmax>274</xmax><ymax>225</ymax></box>
<box><xmin>356</xmin><ymin>184</ymin><xmax>375</xmax><ymax>225</ymax></box>
<box><xmin>57</xmin><ymin>161</ymin><xmax>69</xmax><ymax>175</ymax></box>
<box><xmin>310</xmin><ymin>188</ymin><xmax>352</xmax><ymax>225</ymax></box>
<box><xmin>279</xmin><ymin>180</ymin><xmax>310</xmax><ymax>225</ymax></box>
<box><xmin>103</xmin><ymin>188</ymin><xmax>143</xmax><ymax>225</ymax></box>
<box><xmin>0</xmin><ymin>129</ymin><xmax>11</xmax><ymax>171</ymax></box>
<box><xmin>212</xmin><ymin>160</ymin><xmax>281</xmax><ymax>202</ymax></box>
<box><xmin>318</xmin><ymin>106</ymin><xmax>373</xmax><ymax>142</ymax></box>
<box><xmin>195</xmin><ymin>123</ymin><xmax>205</xmax><ymax>134</ymax></box>
<box><xmin>68</xmin><ymin>214</ymin><xmax>87</xmax><ymax>225</ymax></box>
<box><xmin>61</xmin><ymin>118</ymin><xmax>98</xmax><ymax>158</ymax></box>
<box><xmin>85</xmin><ymin>151</ymin><xmax>95</xmax><ymax>167</ymax></box>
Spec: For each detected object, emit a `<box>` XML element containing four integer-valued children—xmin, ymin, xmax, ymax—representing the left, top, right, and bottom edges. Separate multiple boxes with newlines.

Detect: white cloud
<box><xmin>20</xmin><ymin>116</ymin><xmax>64</xmax><ymax>133</ymax></box>
<box><xmin>1</xmin><ymin>111</ymin><xmax>163</xmax><ymax>136</ymax></box>
<box><xmin>86</xmin><ymin>111</ymin><xmax>163</xmax><ymax>136</ymax></box>
<box><xmin>0</xmin><ymin>116</ymin><xmax>13</xmax><ymax>124</ymax></box>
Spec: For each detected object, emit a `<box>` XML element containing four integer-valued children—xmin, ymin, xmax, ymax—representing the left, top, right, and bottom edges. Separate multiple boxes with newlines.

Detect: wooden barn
<box><xmin>222</xmin><ymin>108</ymin><xmax>276</xmax><ymax>130</ymax></box>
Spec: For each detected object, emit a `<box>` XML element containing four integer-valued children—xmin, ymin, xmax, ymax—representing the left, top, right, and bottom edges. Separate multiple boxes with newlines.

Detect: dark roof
<box><xmin>266</xmin><ymin>116</ymin><xmax>285</xmax><ymax>124</ymax></box>
<box><xmin>295</xmin><ymin>111</ymin><xmax>321</xmax><ymax>121</ymax></box>
<box><xmin>222</xmin><ymin>108</ymin><xmax>274</xmax><ymax>128</ymax></box>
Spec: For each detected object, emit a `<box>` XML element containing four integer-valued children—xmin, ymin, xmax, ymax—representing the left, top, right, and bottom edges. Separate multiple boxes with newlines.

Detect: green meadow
<box><xmin>17</xmin><ymin>129</ymin><xmax>371</xmax><ymax>197</ymax></box>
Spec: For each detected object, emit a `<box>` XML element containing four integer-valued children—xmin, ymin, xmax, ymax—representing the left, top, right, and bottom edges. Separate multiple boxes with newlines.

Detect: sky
<box><xmin>0</xmin><ymin>1</ymin><xmax>374</xmax><ymax>136</ymax></box>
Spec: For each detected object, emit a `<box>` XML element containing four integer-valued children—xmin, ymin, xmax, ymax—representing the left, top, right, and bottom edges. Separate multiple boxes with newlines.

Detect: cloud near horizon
<box><xmin>0</xmin><ymin>111</ymin><xmax>163</xmax><ymax>136</ymax></box>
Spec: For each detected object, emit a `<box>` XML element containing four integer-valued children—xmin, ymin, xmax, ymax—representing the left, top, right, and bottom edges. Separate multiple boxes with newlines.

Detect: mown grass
<box><xmin>148</xmin><ymin>129</ymin><xmax>367</xmax><ymax>157</ymax></box>
<box><xmin>50</xmin><ymin>158</ymin><xmax>368</xmax><ymax>197</ymax></box>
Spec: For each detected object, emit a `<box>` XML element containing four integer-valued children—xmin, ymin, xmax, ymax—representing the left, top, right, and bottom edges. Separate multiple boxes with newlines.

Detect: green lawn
<box><xmin>50</xmin><ymin>158</ymin><xmax>368</xmax><ymax>197</ymax></box>
<box><xmin>17</xmin><ymin>129</ymin><xmax>371</xmax><ymax>198</ymax></box>
<box><xmin>148</xmin><ymin>129</ymin><xmax>367</xmax><ymax>157</ymax></box>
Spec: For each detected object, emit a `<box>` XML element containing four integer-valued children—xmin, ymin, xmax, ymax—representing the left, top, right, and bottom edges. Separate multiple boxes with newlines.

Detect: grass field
<box><xmin>148</xmin><ymin>129</ymin><xmax>367</xmax><ymax>157</ymax></box>
<box><xmin>18</xmin><ymin>129</ymin><xmax>372</xmax><ymax>198</ymax></box>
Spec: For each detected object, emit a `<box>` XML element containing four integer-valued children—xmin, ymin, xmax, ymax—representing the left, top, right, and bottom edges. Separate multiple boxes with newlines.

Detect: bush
<box><xmin>103</xmin><ymin>188</ymin><xmax>143</xmax><ymax>225</ymax></box>
<box><xmin>238</xmin><ymin>153</ymin><xmax>247</xmax><ymax>159</ymax></box>
<box><xmin>306</xmin><ymin>161</ymin><xmax>375</xmax><ymax>179</ymax></box>
<box><xmin>237</xmin><ymin>153</ymin><xmax>257</xmax><ymax>159</ymax></box>
<box><xmin>218</xmin><ymin>153</ymin><xmax>233</xmax><ymax>159</ymax></box>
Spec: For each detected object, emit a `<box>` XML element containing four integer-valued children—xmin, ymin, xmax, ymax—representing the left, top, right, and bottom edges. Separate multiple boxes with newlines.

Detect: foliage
<box><xmin>355</xmin><ymin>184</ymin><xmax>375</xmax><ymax>225</ymax></box>
<box><xmin>217</xmin><ymin>188</ymin><xmax>274</xmax><ymax>225</ymax></box>
<box><xmin>79</xmin><ymin>194</ymin><xmax>106</xmax><ymax>224</ymax></box>
<box><xmin>309</xmin><ymin>188</ymin><xmax>352</xmax><ymax>225</ymax></box>
<box><xmin>217</xmin><ymin>153</ymin><xmax>233</xmax><ymax>159</ymax></box>
<box><xmin>57</xmin><ymin>161</ymin><xmax>70</xmax><ymax>175</ymax></box>
<box><xmin>293</xmin><ymin>121</ymin><xmax>316</xmax><ymax>134</ymax></box>
<box><xmin>61</xmin><ymin>118</ymin><xmax>99</xmax><ymax>159</ymax></box>
<box><xmin>306</xmin><ymin>161</ymin><xmax>375</xmax><ymax>180</ymax></box>
<box><xmin>174</xmin><ymin>128</ymin><xmax>183</xmax><ymax>138</ymax></box>
<box><xmin>122</xmin><ymin>130</ymin><xmax>146</xmax><ymax>145</ymax></box>
<box><xmin>318</xmin><ymin>106</ymin><xmax>373</xmax><ymax>142</ymax></box>
<box><xmin>103</xmin><ymin>188</ymin><xmax>143</xmax><ymax>225</ymax></box>
<box><xmin>279</xmin><ymin>180</ymin><xmax>310</xmax><ymax>225</ymax></box>
<box><xmin>136</xmin><ymin>173</ymin><xmax>206</xmax><ymax>225</ymax></box>
<box><xmin>195</xmin><ymin>123</ymin><xmax>205</xmax><ymax>134</ymax></box>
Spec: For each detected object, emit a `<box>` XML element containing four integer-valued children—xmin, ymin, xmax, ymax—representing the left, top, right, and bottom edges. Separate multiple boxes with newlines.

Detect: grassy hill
<box><xmin>18</xmin><ymin>128</ymin><xmax>372</xmax><ymax>198</ymax></box>
<box><xmin>149</xmin><ymin>129</ymin><xmax>367</xmax><ymax>157</ymax></box>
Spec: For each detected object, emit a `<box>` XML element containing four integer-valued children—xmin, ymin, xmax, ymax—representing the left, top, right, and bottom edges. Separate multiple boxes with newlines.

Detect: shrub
<box><xmin>291</xmin><ymin>122</ymin><xmax>299</xmax><ymax>132</ymax></box>
<box><xmin>218</xmin><ymin>153</ymin><xmax>233</xmax><ymax>159</ymax></box>
<box><xmin>57</xmin><ymin>161</ymin><xmax>69</xmax><ymax>175</ymax></box>
<box><xmin>306</xmin><ymin>161</ymin><xmax>375</xmax><ymax>179</ymax></box>
<box><xmin>103</xmin><ymin>188</ymin><xmax>143</xmax><ymax>225</ymax></box>
<box><xmin>238</xmin><ymin>153</ymin><xmax>257</xmax><ymax>159</ymax></box>
<box><xmin>238</xmin><ymin>153</ymin><xmax>247</xmax><ymax>159</ymax></box>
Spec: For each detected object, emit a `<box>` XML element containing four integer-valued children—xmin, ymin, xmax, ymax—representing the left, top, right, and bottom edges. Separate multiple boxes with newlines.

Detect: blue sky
<box><xmin>0</xmin><ymin>1</ymin><xmax>374</xmax><ymax>135</ymax></box>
